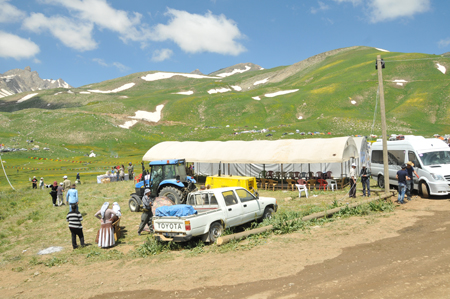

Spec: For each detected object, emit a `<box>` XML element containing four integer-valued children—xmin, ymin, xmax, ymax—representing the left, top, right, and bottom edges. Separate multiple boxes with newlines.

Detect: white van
<box><xmin>370</xmin><ymin>135</ymin><xmax>450</xmax><ymax>197</ymax></box>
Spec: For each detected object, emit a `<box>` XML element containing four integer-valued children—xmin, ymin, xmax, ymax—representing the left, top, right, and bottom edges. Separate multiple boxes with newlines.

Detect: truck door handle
<box><xmin>243</xmin><ymin>204</ymin><xmax>247</xmax><ymax>207</ymax></box>
<box><xmin>228</xmin><ymin>208</ymin><xmax>232</xmax><ymax>211</ymax></box>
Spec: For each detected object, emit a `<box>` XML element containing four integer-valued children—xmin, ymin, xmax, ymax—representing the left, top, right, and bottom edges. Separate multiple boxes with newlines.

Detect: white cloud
<box><xmin>41</xmin><ymin>0</ymin><xmax>147</xmax><ymax>42</ymax></box>
<box><xmin>0</xmin><ymin>31</ymin><xmax>40</xmax><ymax>59</ymax></box>
<box><xmin>92</xmin><ymin>58</ymin><xmax>129</xmax><ymax>71</ymax></box>
<box><xmin>0</xmin><ymin>0</ymin><xmax>26</xmax><ymax>23</ymax></box>
<box><xmin>333</xmin><ymin>0</ymin><xmax>362</xmax><ymax>5</ymax></box>
<box><xmin>151</xmin><ymin>8</ymin><xmax>246</xmax><ymax>55</ymax></box>
<box><xmin>311</xmin><ymin>1</ymin><xmax>330</xmax><ymax>14</ymax></box>
<box><xmin>438</xmin><ymin>38</ymin><xmax>450</xmax><ymax>48</ymax></box>
<box><xmin>368</xmin><ymin>0</ymin><xmax>430</xmax><ymax>22</ymax></box>
<box><xmin>151</xmin><ymin>48</ymin><xmax>173</xmax><ymax>62</ymax></box>
<box><xmin>23</xmin><ymin>13</ymin><xmax>97</xmax><ymax>51</ymax></box>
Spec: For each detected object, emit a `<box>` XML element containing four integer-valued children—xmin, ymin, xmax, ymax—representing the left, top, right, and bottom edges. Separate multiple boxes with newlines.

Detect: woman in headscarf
<box><xmin>94</xmin><ymin>202</ymin><xmax>116</xmax><ymax>248</ymax></box>
<box><xmin>49</xmin><ymin>181</ymin><xmax>58</xmax><ymax>207</ymax></box>
<box><xmin>111</xmin><ymin>202</ymin><xmax>121</xmax><ymax>223</ymax></box>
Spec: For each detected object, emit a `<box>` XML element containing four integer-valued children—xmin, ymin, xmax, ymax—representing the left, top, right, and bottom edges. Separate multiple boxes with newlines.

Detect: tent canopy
<box><xmin>143</xmin><ymin>137</ymin><xmax>359</xmax><ymax>164</ymax></box>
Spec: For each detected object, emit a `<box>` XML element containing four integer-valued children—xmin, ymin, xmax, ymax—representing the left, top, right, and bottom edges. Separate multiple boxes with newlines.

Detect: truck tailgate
<box><xmin>153</xmin><ymin>218</ymin><xmax>186</xmax><ymax>233</ymax></box>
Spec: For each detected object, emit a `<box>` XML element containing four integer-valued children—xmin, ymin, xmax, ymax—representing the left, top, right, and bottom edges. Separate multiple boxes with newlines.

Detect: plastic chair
<box><xmin>326</xmin><ymin>171</ymin><xmax>332</xmax><ymax>179</ymax></box>
<box><xmin>317</xmin><ymin>179</ymin><xmax>328</xmax><ymax>190</ymax></box>
<box><xmin>316</xmin><ymin>171</ymin><xmax>323</xmax><ymax>180</ymax></box>
<box><xmin>326</xmin><ymin>179</ymin><xmax>337</xmax><ymax>191</ymax></box>
<box><xmin>275</xmin><ymin>171</ymin><xmax>281</xmax><ymax>179</ymax></box>
<box><xmin>294</xmin><ymin>172</ymin><xmax>300</xmax><ymax>180</ymax></box>
<box><xmin>300</xmin><ymin>172</ymin><xmax>308</xmax><ymax>180</ymax></box>
<box><xmin>266</xmin><ymin>171</ymin><xmax>274</xmax><ymax>179</ymax></box>
<box><xmin>307</xmin><ymin>179</ymin><xmax>316</xmax><ymax>191</ymax></box>
<box><xmin>296</xmin><ymin>183</ymin><xmax>308</xmax><ymax>198</ymax></box>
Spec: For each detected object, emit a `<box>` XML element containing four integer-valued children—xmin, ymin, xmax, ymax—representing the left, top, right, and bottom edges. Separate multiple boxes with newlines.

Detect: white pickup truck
<box><xmin>153</xmin><ymin>187</ymin><xmax>278</xmax><ymax>243</ymax></box>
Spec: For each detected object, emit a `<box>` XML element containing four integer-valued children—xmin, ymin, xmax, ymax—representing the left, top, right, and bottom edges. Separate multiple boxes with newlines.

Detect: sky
<box><xmin>0</xmin><ymin>0</ymin><xmax>449</xmax><ymax>87</ymax></box>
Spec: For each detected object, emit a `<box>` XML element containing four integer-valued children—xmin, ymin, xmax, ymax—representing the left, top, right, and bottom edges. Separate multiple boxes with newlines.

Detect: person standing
<box><xmin>57</xmin><ymin>182</ymin><xmax>64</xmax><ymax>206</ymax></box>
<box><xmin>116</xmin><ymin>166</ymin><xmax>120</xmax><ymax>182</ymax></box>
<box><xmin>76</xmin><ymin>173</ymin><xmax>81</xmax><ymax>184</ymax></box>
<box><xmin>406</xmin><ymin>161</ymin><xmax>419</xmax><ymax>201</ymax></box>
<box><xmin>128</xmin><ymin>162</ymin><xmax>134</xmax><ymax>180</ymax></box>
<box><xmin>39</xmin><ymin>177</ymin><xmax>45</xmax><ymax>190</ymax></box>
<box><xmin>66</xmin><ymin>184</ymin><xmax>79</xmax><ymax>212</ymax></box>
<box><xmin>138</xmin><ymin>189</ymin><xmax>154</xmax><ymax>235</ymax></box>
<box><xmin>360</xmin><ymin>164</ymin><xmax>371</xmax><ymax>197</ymax></box>
<box><xmin>49</xmin><ymin>181</ymin><xmax>58</xmax><ymax>206</ymax></box>
<box><xmin>32</xmin><ymin>176</ymin><xmax>38</xmax><ymax>189</ymax></box>
<box><xmin>94</xmin><ymin>202</ymin><xmax>116</xmax><ymax>248</ymax></box>
<box><xmin>63</xmin><ymin>175</ymin><xmax>71</xmax><ymax>194</ymax></box>
<box><xmin>349</xmin><ymin>163</ymin><xmax>357</xmax><ymax>198</ymax></box>
<box><xmin>119</xmin><ymin>166</ymin><xmax>125</xmax><ymax>181</ymax></box>
<box><xmin>66</xmin><ymin>204</ymin><xmax>85</xmax><ymax>249</ymax></box>
<box><xmin>396</xmin><ymin>164</ymin><xmax>409</xmax><ymax>204</ymax></box>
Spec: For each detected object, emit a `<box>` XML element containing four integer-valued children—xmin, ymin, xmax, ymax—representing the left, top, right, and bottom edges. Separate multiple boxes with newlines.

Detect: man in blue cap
<box><xmin>138</xmin><ymin>189</ymin><xmax>154</xmax><ymax>235</ymax></box>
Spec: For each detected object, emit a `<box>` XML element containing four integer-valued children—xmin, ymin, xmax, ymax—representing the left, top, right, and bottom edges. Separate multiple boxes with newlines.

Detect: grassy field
<box><xmin>0</xmin><ymin>178</ymin><xmax>394</xmax><ymax>273</ymax></box>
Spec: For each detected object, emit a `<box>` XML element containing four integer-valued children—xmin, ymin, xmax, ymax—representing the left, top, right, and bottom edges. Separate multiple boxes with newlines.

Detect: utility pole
<box><xmin>376</xmin><ymin>55</ymin><xmax>390</xmax><ymax>194</ymax></box>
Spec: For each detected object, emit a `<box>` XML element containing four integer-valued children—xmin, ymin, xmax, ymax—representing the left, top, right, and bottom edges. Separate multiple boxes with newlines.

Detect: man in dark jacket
<box><xmin>138</xmin><ymin>189</ymin><xmax>154</xmax><ymax>235</ymax></box>
<box><xmin>360</xmin><ymin>164</ymin><xmax>371</xmax><ymax>197</ymax></box>
<box><xmin>396</xmin><ymin>164</ymin><xmax>409</xmax><ymax>204</ymax></box>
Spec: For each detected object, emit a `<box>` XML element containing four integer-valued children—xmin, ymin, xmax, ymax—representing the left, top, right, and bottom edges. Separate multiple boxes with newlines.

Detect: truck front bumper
<box><xmin>154</xmin><ymin>233</ymin><xmax>193</xmax><ymax>242</ymax></box>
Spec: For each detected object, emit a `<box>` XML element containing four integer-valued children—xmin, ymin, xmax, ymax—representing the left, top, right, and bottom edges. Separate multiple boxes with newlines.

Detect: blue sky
<box><xmin>1</xmin><ymin>0</ymin><xmax>449</xmax><ymax>87</ymax></box>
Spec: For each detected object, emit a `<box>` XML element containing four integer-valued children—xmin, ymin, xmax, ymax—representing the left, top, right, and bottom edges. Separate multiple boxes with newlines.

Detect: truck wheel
<box><xmin>129</xmin><ymin>195</ymin><xmax>141</xmax><ymax>212</ymax></box>
<box><xmin>208</xmin><ymin>222</ymin><xmax>223</xmax><ymax>243</ymax></box>
<box><xmin>262</xmin><ymin>207</ymin><xmax>274</xmax><ymax>220</ymax></box>
<box><xmin>419</xmin><ymin>181</ymin><xmax>430</xmax><ymax>198</ymax></box>
<box><xmin>159</xmin><ymin>186</ymin><xmax>183</xmax><ymax>205</ymax></box>
<box><xmin>378</xmin><ymin>175</ymin><xmax>384</xmax><ymax>189</ymax></box>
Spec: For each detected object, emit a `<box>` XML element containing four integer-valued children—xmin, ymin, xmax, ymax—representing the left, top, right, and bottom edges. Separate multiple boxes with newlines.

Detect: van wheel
<box><xmin>208</xmin><ymin>222</ymin><xmax>223</xmax><ymax>244</ymax></box>
<box><xmin>378</xmin><ymin>175</ymin><xmax>384</xmax><ymax>188</ymax></box>
<box><xmin>420</xmin><ymin>182</ymin><xmax>430</xmax><ymax>198</ymax></box>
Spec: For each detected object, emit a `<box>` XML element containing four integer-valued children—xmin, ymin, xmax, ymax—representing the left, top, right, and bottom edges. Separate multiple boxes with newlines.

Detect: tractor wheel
<box><xmin>159</xmin><ymin>186</ymin><xmax>183</xmax><ymax>205</ymax></box>
<box><xmin>129</xmin><ymin>195</ymin><xmax>141</xmax><ymax>212</ymax></box>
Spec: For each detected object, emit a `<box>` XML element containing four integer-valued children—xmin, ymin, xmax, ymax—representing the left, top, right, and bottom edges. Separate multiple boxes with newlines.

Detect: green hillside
<box><xmin>1</xmin><ymin>46</ymin><xmax>450</xmax><ymax>188</ymax></box>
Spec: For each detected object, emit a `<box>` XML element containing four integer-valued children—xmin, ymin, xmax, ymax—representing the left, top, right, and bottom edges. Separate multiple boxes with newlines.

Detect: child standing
<box><xmin>66</xmin><ymin>204</ymin><xmax>85</xmax><ymax>249</ymax></box>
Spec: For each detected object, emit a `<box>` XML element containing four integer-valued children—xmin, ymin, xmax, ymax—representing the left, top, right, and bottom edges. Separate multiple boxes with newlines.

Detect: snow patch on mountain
<box><xmin>88</xmin><ymin>83</ymin><xmax>135</xmax><ymax>94</ymax></box>
<box><xmin>141</xmin><ymin>72</ymin><xmax>219</xmax><ymax>81</ymax></box>
<box><xmin>173</xmin><ymin>91</ymin><xmax>194</xmax><ymax>95</ymax></box>
<box><xmin>254</xmin><ymin>78</ymin><xmax>269</xmax><ymax>85</ymax></box>
<box><xmin>130</xmin><ymin>104</ymin><xmax>164</xmax><ymax>123</ymax></box>
<box><xmin>264</xmin><ymin>89</ymin><xmax>299</xmax><ymax>98</ymax></box>
<box><xmin>216</xmin><ymin>66</ymin><xmax>251</xmax><ymax>77</ymax></box>
<box><xmin>252</xmin><ymin>96</ymin><xmax>261</xmax><ymax>101</ymax></box>
<box><xmin>231</xmin><ymin>86</ymin><xmax>242</xmax><ymax>91</ymax></box>
<box><xmin>17</xmin><ymin>93</ymin><xmax>38</xmax><ymax>103</ymax></box>
<box><xmin>437</xmin><ymin>63</ymin><xmax>446</xmax><ymax>74</ymax></box>
<box><xmin>207</xmin><ymin>88</ymin><xmax>231</xmax><ymax>94</ymax></box>
<box><xmin>119</xmin><ymin>120</ymin><xmax>138</xmax><ymax>129</ymax></box>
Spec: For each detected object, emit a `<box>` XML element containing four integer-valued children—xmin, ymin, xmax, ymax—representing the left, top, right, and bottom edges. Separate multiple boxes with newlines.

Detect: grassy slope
<box><xmin>0</xmin><ymin>46</ymin><xmax>450</xmax><ymax>189</ymax></box>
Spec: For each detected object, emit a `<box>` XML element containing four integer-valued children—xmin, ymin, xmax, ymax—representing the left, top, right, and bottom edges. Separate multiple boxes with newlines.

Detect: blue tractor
<box><xmin>128</xmin><ymin>159</ymin><xmax>197</xmax><ymax>212</ymax></box>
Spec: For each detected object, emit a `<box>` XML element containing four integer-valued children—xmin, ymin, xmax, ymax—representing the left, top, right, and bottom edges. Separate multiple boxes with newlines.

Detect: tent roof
<box><xmin>143</xmin><ymin>137</ymin><xmax>359</xmax><ymax>164</ymax></box>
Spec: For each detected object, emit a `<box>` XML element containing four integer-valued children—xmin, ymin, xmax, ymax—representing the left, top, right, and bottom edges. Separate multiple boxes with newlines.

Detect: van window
<box><xmin>371</xmin><ymin>150</ymin><xmax>383</xmax><ymax>164</ymax></box>
<box><xmin>408</xmin><ymin>151</ymin><xmax>420</xmax><ymax>168</ymax></box>
<box><xmin>420</xmin><ymin>151</ymin><xmax>450</xmax><ymax>166</ymax></box>
<box><xmin>388</xmin><ymin>150</ymin><xmax>405</xmax><ymax>166</ymax></box>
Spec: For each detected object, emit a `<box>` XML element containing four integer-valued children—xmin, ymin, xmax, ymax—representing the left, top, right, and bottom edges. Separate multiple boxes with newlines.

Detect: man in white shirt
<box><xmin>349</xmin><ymin>163</ymin><xmax>357</xmax><ymax>198</ymax></box>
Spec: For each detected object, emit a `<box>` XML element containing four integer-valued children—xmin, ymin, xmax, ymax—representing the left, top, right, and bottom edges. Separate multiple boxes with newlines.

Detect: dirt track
<box><xmin>94</xmin><ymin>197</ymin><xmax>450</xmax><ymax>299</ymax></box>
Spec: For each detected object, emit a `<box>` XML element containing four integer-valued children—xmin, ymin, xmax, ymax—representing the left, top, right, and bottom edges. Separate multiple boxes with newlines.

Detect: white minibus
<box><xmin>370</xmin><ymin>135</ymin><xmax>450</xmax><ymax>197</ymax></box>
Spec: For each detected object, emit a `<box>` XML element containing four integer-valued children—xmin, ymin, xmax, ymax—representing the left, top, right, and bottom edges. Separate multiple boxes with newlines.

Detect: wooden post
<box><xmin>281</xmin><ymin>164</ymin><xmax>284</xmax><ymax>190</ymax></box>
<box><xmin>377</xmin><ymin>55</ymin><xmax>390</xmax><ymax>195</ymax></box>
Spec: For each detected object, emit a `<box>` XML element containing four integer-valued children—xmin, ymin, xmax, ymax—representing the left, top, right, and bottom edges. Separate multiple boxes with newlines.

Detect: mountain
<box><xmin>0</xmin><ymin>46</ymin><xmax>449</xmax><ymax>157</ymax></box>
<box><xmin>190</xmin><ymin>69</ymin><xmax>204</xmax><ymax>75</ymax></box>
<box><xmin>0</xmin><ymin>66</ymin><xmax>71</xmax><ymax>98</ymax></box>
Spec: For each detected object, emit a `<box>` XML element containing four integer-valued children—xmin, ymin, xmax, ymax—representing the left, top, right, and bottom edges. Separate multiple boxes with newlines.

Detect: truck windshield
<box><xmin>419</xmin><ymin>151</ymin><xmax>450</xmax><ymax>166</ymax></box>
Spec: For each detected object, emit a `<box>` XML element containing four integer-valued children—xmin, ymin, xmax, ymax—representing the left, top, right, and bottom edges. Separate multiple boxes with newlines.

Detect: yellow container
<box><xmin>205</xmin><ymin>175</ymin><xmax>258</xmax><ymax>192</ymax></box>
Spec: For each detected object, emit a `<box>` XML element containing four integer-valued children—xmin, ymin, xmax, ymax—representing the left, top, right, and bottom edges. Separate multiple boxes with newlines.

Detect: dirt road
<box><xmin>94</xmin><ymin>197</ymin><xmax>450</xmax><ymax>299</ymax></box>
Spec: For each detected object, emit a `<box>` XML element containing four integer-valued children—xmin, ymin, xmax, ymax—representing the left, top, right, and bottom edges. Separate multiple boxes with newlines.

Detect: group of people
<box><xmin>348</xmin><ymin>161</ymin><xmax>419</xmax><ymax>203</ymax></box>
<box><xmin>396</xmin><ymin>161</ymin><xmax>419</xmax><ymax>204</ymax></box>
<box><xmin>348</xmin><ymin>163</ymin><xmax>371</xmax><ymax>198</ymax></box>
<box><xmin>66</xmin><ymin>201</ymin><xmax>122</xmax><ymax>249</ymax></box>
<box><xmin>109</xmin><ymin>162</ymin><xmax>134</xmax><ymax>182</ymax></box>
<box><xmin>46</xmin><ymin>175</ymin><xmax>78</xmax><ymax>207</ymax></box>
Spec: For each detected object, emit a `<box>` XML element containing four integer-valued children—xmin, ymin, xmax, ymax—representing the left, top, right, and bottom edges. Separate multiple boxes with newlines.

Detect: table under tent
<box><xmin>142</xmin><ymin>137</ymin><xmax>360</xmax><ymax>191</ymax></box>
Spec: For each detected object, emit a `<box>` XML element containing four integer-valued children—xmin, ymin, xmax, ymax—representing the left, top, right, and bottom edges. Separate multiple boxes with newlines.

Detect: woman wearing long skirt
<box><xmin>94</xmin><ymin>202</ymin><xmax>117</xmax><ymax>248</ymax></box>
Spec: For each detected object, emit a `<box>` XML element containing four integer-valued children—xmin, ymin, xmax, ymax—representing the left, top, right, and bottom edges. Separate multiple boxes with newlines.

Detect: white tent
<box><xmin>143</xmin><ymin>137</ymin><xmax>359</xmax><ymax>164</ymax></box>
